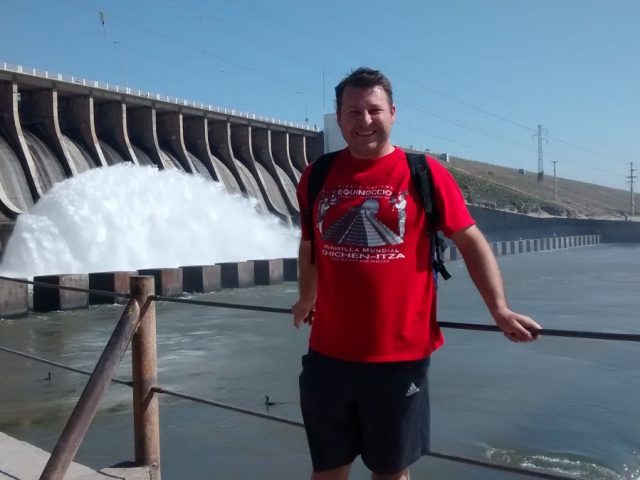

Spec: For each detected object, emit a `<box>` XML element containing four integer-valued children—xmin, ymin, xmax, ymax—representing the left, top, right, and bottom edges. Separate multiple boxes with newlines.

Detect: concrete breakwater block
<box><xmin>0</xmin><ymin>278</ymin><xmax>28</xmax><ymax>318</ymax></box>
<box><xmin>252</xmin><ymin>259</ymin><xmax>284</xmax><ymax>285</ymax></box>
<box><xmin>137</xmin><ymin>268</ymin><xmax>183</xmax><ymax>297</ymax></box>
<box><xmin>219</xmin><ymin>261</ymin><xmax>255</xmax><ymax>288</ymax></box>
<box><xmin>33</xmin><ymin>274</ymin><xmax>89</xmax><ymax>312</ymax></box>
<box><xmin>283</xmin><ymin>258</ymin><xmax>298</xmax><ymax>281</ymax></box>
<box><xmin>182</xmin><ymin>265</ymin><xmax>221</xmax><ymax>293</ymax></box>
<box><xmin>88</xmin><ymin>271</ymin><xmax>135</xmax><ymax>304</ymax></box>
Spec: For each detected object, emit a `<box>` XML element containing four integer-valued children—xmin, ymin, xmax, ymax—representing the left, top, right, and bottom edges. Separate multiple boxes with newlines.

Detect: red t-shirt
<box><xmin>297</xmin><ymin>147</ymin><xmax>474</xmax><ymax>362</ymax></box>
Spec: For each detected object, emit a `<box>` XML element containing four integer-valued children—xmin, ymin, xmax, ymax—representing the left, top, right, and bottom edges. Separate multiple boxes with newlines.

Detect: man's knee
<box><xmin>312</xmin><ymin>463</ymin><xmax>352</xmax><ymax>480</ymax></box>
<box><xmin>372</xmin><ymin>468</ymin><xmax>410</xmax><ymax>480</ymax></box>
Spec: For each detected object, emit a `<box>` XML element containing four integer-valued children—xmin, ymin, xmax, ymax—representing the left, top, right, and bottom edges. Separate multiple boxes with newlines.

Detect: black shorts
<box><xmin>299</xmin><ymin>349</ymin><xmax>431</xmax><ymax>475</ymax></box>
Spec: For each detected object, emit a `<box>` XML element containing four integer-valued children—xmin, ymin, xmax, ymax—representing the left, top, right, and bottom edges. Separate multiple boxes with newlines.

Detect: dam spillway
<box><xmin>0</xmin><ymin>62</ymin><xmax>323</xmax><ymax>225</ymax></box>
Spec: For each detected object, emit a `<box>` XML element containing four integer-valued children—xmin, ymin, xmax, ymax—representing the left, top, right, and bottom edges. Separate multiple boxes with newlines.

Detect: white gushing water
<box><xmin>0</xmin><ymin>164</ymin><xmax>300</xmax><ymax>278</ymax></box>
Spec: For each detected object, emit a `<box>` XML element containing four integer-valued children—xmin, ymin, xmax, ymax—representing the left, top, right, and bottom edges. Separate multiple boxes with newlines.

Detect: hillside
<box><xmin>438</xmin><ymin>155</ymin><xmax>638</xmax><ymax>219</ymax></box>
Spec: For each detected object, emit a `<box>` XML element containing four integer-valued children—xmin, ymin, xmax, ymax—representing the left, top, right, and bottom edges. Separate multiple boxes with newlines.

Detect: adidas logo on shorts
<box><xmin>405</xmin><ymin>382</ymin><xmax>420</xmax><ymax>396</ymax></box>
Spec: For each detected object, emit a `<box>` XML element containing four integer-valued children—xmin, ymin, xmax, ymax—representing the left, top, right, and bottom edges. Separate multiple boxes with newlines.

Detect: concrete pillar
<box><xmin>231</xmin><ymin>124</ymin><xmax>290</xmax><ymax>220</ymax></box>
<box><xmin>137</xmin><ymin>268</ymin><xmax>183</xmax><ymax>297</ymax></box>
<box><xmin>509</xmin><ymin>240</ymin><xmax>516</xmax><ymax>254</ymax></box>
<box><xmin>252</xmin><ymin>259</ymin><xmax>284</xmax><ymax>285</ymax></box>
<box><xmin>184</xmin><ymin>117</ymin><xmax>227</xmax><ymax>182</ymax></box>
<box><xmin>289</xmin><ymin>134</ymin><xmax>308</xmax><ymax>172</ymax></box>
<box><xmin>157</xmin><ymin>112</ymin><xmax>196</xmax><ymax>172</ymax></box>
<box><xmin>182</xmin><ymin>265</ymin><xmax>221</xmax><ymax>293</ymax></box>
<box><xmin>219</xmin><ymin>261</ymin><xmax>255</xmax><ymax>288</ymax></box>
<box><xmin>501</xmin><ymin>241</ymin><xmax>509</xmax><ymax>255</ymax></box>
<box><xmin>0</xmin><ymin>81</ymin><xmax>44</xmax><ymax>204</ymax></box>
<box><xmin>271</xmin><ymin>131</ymin><xmax>301</xmax><ymax>182</ymax></box>
<box><xmin>306</xmin><ymin>134</ymin><xmax>324</xmax><ymax>163</ymax></box>
<box><xmin>33</xmin><ymin>274</ymin><xmax>89</xmax><ymax>312</ymax></box>
<box><xmin>283</xmin><ymin>258</ymin><xmax>298</xmax><ymax>281</ymax></box>
<box><xmin>448</xmin><ymin>245</ymin><xmax>458</xmax><ymax>261</ymax></box>
<box><xmin>94</xmin><ymin>101</ymin><xmax>139</xmax><ymax>165</ymax></box>
<box><xmin>88</xmin><ymin>271</ymin><xmax>135</xmax><ymax>305</ymax></box>
<box><xmin>20</xmin><ymin>89</ymin><xmax>77</xmax><ymax>177</ymax></box>
<box><xmin>127</xmin><ymin>107</ymin><xmax>167</xmax><ymax>169</ymax></box>
<box><xmin>252</xmin><ymin>127</ymin><xmax>299</xmax><ymax>215</ymax></box>
<box><xmin>0</xmin><ymin>277</ymin><xmax>28</xmax><ymax>318</ymax></box>
<box><xmin>209</xmin><ymin>120</ymin><xmax>250</xmax><ymax>193</ymax></box>
<box><xmin>61</xmin><ymin>95</ymin><xmax>108</xmax><ymax>167</ymax></box>
<box><xmin>209</xmin><ymin>120</ymin><xmax>269</xmax><ymax>212</ymax></box>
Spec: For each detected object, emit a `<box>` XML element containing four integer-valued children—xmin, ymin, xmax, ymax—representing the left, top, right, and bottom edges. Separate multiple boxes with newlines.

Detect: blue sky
<box><xmin>1</xmin><ymin>0</ymin><xmax>638</xmax><ymax>189</ymax></box>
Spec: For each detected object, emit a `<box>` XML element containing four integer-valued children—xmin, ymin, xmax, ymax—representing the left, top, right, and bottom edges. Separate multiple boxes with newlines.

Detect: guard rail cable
<box><xmin>0</xmin><ymin>275</ymin><xmax>638</xmax><ymax>480</ymax></box>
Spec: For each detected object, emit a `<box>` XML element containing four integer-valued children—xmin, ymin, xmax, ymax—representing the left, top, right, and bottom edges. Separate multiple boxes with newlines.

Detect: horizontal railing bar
<box><xmin>0</xmin><ymin>274</ymin><xmax>637</xmax><ymax>342</ymax></box>
<box><xmin>438</xmin><ymin>322</ymin><xmax>640</xmax><ymax>342</ymax></box>
<box><xmin>152</xmin><ymin>295</ymin><xmax>289</xmax><ymax>314</ymax></box>
<box><xmin>152</xmin><ymin>386</ymin><xmax>303</xmax><ymax>428</ymax></box>
<box><xmin>425</xmin><ymin>451</ymin><xmax>574</xmax><ymax>480</ymax></box>
<box><xmin>0</xmin><ymin>343</ymin><xmax>611</xmax><ymax>479</ymax></box>
<box><xmin>0</xmin><ymin>345</ymin><xmax>133</xmax><ymax>387</ymax></box>
<box><xmin>153</xmin><ymin>386</ymin><xmax>573</xmax><ymax>480</ymax></box>
<box><xmin>0</xmin><ymin>275</ymin><xmax>131</xmax><ymax>299</ymax></box>
<box><xmin>155</xmin><ymin>297</ymin><xmax>640</xmax><ymax>343</ymax></box>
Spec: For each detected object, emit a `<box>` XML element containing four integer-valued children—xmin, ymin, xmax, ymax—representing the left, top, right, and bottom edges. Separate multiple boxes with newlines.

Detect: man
<box><xmin>292</xmin><ymin>67</ymin><xmax>540</xmax><ymax>480</ymax></box>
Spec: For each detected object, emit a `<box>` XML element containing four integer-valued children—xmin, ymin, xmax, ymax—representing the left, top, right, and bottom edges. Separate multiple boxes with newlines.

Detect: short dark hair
<box><xmin>335</xmin><ymin>67</ymin><xmax>393</xmax><ymax>113</ymax></box>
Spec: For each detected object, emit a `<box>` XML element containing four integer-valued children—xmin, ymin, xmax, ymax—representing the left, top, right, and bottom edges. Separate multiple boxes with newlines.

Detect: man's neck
<box><xmin>348</xmin><ymin>144</ymin><xmax>395</xmax><ymax>160</ymax></box>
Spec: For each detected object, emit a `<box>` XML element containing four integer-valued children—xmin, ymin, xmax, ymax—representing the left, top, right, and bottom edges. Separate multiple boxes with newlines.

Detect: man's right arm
<box><xmin>292</xmin><ymin>240</ymin><xmax>317</xmax><ymax>328</ymax></box>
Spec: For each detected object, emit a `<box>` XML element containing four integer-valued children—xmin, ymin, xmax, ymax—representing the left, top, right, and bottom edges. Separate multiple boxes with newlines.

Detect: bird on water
<box><xmin>264</xmin><ymin>395</ymin><xmax>285</xmax><ymax>406</ymax></box>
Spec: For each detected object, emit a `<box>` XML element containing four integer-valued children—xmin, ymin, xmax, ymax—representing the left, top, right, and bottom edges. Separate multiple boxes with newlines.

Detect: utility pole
<box><xmin>552</xmin><ymin>160</ymin><xmax>559</xmax><ymax>201</ymax></box>
<box><xmin>626</xmin><ymin>162</ymin><xmax>637</xmax><ymax>217</ymax></box>
<box><xmin>532</xmin><ymin>124</ymin><xmax>548</xmax><ymax>182</ymax></box>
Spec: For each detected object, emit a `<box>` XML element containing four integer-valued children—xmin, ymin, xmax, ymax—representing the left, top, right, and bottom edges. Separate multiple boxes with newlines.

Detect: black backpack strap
<box><xmin>406</xmin><ymin>153</ymin><xmax>451</xmax><ymax>281</ymax></box>
<box><xmin>305</xmin><ymin>151</ymin><xmax>339</xmax><ymax>264</ymax></box>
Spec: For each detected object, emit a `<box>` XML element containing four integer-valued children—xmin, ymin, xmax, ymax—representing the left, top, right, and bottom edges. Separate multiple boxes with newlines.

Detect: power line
<box><xmin>58</xmin><ymin>0</ymin><xmax>632</xmax><ymax>186</ymax></box>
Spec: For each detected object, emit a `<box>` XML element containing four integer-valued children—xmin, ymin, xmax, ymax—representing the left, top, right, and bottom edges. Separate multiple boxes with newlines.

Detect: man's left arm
<box><xmin>452</xmin><ymin>225</ymin><xmax>541</xmax><ymax>342</ymax></box>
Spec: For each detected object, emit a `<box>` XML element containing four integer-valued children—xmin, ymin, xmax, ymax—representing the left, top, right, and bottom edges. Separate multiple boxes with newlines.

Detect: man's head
<box><xmin>335</xmin><ymin>67</ymin><xmax>393</xmax><ymax>113</ymax></box>
<box><xmin>335</xmin><ymin>67</ymin><xmax>396</xmax><ymax>160</ymax></box>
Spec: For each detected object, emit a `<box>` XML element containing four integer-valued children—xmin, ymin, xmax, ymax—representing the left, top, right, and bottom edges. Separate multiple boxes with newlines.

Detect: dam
<box><xmin>0</xmin><ymin>62</ymin><xmax>321</xmax><ymax>230</ymax></box>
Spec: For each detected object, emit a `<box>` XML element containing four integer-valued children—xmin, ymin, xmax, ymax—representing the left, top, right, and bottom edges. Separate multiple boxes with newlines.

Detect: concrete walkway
<box><xmin>0</xmin><ymin>432</ymin><xmax>150</xmax><ymax>480</ymax></box>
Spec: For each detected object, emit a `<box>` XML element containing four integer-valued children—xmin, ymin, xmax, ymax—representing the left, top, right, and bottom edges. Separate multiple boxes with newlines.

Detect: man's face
<box><xmin>337</xmin><ymin>85</ymin><xmax>396</xmax><ymax>159</ymax></box>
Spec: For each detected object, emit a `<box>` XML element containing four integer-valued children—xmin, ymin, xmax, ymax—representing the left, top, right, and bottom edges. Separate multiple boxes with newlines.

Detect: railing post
<box><xmin>39</xmin><ymin>300</ymin><xmax>141</xmax><ymax>480</ymax></box>
<box><xmin>131</xmin><ymin>275</ymin><xmax>161</xmax><ymax>479</ymax></box>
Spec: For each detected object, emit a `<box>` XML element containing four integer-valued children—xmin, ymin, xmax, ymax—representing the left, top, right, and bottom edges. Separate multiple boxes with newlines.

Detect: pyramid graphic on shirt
<box><xmin>323</xmin><ymin>198</ymin><xmax>403</xmax><ymax>247</ymax></box>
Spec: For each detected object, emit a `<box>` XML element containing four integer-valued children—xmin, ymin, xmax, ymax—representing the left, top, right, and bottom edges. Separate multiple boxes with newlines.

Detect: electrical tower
<box><xmin>552</xmin><ymin>161</ymin><xmax>559</xmax><ymax>201</ymax></box>
<box><xmin>532</xmin><ymin>124</ymin><xmax>548</xmax><ymax>182</ymax></box>
<box><xmin>626</xmin><ymin>162</ymin><xmax>637</xmax><ymax>217</ymax></box>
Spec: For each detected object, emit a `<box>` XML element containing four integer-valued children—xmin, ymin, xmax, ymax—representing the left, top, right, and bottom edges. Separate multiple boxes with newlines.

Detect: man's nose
<box><xmin>360</xmin><ymin>111</ymin><xmax>373</xmax><ymax>125</ymax></box>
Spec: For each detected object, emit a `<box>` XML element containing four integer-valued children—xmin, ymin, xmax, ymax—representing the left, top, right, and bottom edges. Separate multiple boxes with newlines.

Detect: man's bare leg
<box><xmin>372</xmin><ymin>468</ymin><xmax>410</xmax><ymax>480</ymax></box>
<box><xmin>311</xmin><ymin>463</ymin><xmax>352</xmax><ymax>480</ymax></box>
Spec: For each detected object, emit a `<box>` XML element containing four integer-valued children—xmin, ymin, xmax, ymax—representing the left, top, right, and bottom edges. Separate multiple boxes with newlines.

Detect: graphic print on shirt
<box><xmin>316</xmin><ymin>185</ymin><xmax>409</xmax><ymax>264</ymax></box>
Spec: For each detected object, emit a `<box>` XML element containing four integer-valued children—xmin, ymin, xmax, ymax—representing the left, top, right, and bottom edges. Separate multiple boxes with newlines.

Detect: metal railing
<box><xmin>0</xmin><ymin>62</ymin><xmax>319</xmax><ymax>132</ymax></box>
<box><xmin>0</xmin><ymin>275</ymin><xmax>638</xmax><ymax>480</ymax></box>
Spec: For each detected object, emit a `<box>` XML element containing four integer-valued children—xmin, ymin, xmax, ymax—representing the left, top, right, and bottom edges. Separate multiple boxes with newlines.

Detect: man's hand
<box><xmin>492</xmin><ymin>308</ymin><xmax>541</xmax><ymax>342</ymax></box>
<box><xmin>292</xmin><ymin>300</ymin><xmax>315</xmax><ymax>329</ymax></box>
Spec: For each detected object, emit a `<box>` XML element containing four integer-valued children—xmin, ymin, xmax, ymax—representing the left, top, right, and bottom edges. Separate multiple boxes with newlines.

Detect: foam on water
<box><xmin>487</xmin><ymin>447</ymin><xmax>640</xmax><ymax>479</ymax></box>
<box><xmin>0</xmin><ymin>164</ymin><xmax>300</xmax><ymax>277</ymax></box>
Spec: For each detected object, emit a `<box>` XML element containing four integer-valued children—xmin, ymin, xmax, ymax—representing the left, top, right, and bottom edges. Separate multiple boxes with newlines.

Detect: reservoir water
<box><xmin>1</xmin><ymin>244</ymin><xmax>639</xmax><ymax>479</ymax></box>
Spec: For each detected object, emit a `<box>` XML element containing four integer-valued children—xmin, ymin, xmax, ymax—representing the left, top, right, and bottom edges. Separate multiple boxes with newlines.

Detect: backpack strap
<box><xmin>406</xmin><ymin>153</ymin><xmax>451</xmax><ymax>281</ymax></box>
<box><xmin>305</xmin><ymin>151</ymin><xmax>339</xmax><ymax>264</ymax></box>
